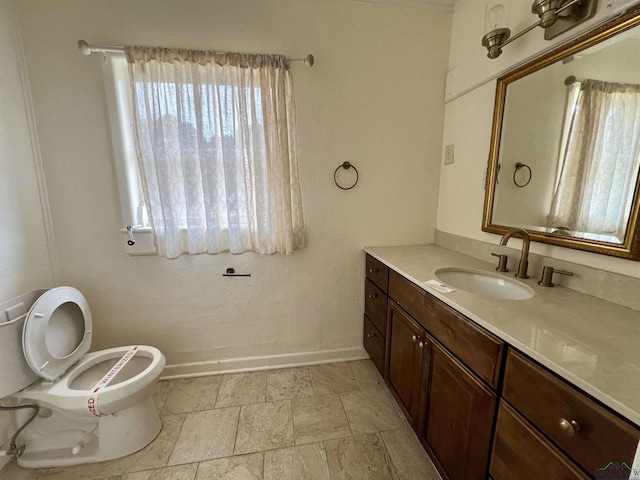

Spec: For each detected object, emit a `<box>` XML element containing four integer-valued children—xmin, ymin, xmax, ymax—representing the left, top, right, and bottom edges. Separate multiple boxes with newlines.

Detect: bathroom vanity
<box><xmin>363</xmin><ymin>245</ymin><xmax>640</xmax><ymax>480</ymax></box>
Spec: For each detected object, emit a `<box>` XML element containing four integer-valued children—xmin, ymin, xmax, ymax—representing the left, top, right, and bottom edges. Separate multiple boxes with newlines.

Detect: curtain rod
<box><xmin>77</xmin><ymin>40</ymin><xmax>315</xmax><ymax>67</ymax></box>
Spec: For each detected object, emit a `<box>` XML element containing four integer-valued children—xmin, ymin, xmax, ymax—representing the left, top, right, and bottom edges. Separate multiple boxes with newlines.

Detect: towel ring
<box><xmin>513</xmin><ymin>162</ymin><xmax>532</xmax><ymax>188</ymax></box>
<box><xmin>334</xmin><ymin>162</ymin><xmax>359</xmax><ymax>190</ymax></box>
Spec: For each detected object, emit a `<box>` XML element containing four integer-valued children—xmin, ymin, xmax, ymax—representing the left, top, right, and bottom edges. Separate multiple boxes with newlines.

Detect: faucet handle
<box><xmin>538</xmin><ymin>266</ymin><xmax>574</xmax><ymax>287</ymax></box>
<box><xmin>491</xmin><ymin>252</ymin><xmax>509</xmax><ymax>272</ymax></box>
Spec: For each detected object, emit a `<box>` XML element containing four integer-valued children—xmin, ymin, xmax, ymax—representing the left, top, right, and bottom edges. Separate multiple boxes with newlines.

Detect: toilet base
<box><xmin>17</xmin><ymin>396</ymin><xmax>162</xmax><ymax>469</ymax></box>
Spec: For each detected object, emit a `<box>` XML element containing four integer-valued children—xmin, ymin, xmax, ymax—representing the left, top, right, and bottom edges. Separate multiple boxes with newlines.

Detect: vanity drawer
<box><xmin>365</xmin><ymin>278</ymin><xmax>387</xmax><ymax>336</ymax></box>
<box><xmin>366</xmin><ymin>255</ymin><xmax>389</xmax><ymax>292</ymax></box>
<box><xmin>491</xmin><ymin>401</ymin><xmax>590</xmax><ymax>480</ymax></box>
<box><xmin>363</xmin><ymin>315</ymin><xmax>385</xmax><ymax>375</ymax></box>
<box><xmin>389</xmin><ymin>271</ymin><xmax>504</xmax><ymax>389</ymax></box>
<box><xmin>503</xmin><ymin>349</ymin><xmax>640</xmax><ymax>474</ymax></box>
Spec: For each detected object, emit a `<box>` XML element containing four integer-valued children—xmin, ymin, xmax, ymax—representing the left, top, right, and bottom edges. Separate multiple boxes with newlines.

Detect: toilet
<box><xmin>0</xmin><ymin>287</ymin><xmax>166</xmax><ymax>468</ymax></box>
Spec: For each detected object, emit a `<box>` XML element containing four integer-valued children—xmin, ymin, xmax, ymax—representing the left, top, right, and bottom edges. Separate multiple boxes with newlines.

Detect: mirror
<box><xmin>483</xmin><ymin>11</ymin><xmax>640</xmax><ymax>260</ymax></box>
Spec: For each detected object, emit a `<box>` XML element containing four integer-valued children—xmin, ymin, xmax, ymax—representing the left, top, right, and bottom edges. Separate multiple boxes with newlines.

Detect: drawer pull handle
<box><xmin>367</xmin><ymin>332</ymin><xmax>377</xmax><ymax>338</ymax></box>
<box><xmin>367</xmin><ymin>294</ymin><xmax>377</xmax><ymax>299</ymax></box>
<box><xmin>559</xmin><ymin>419</ymin><xmax>580</xmax><ymax>437</ymax></box>
<box><xmin>368</xmin><ymin>268</ymin><xmax>378</xmax><ymax>273</ymax></box>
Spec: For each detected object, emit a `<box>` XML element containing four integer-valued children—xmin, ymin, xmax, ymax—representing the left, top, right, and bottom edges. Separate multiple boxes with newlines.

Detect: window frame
<box><xmin>102</xmin><ymin>53</ymin><xmax>155</xmax><ymax>254</ymax></box>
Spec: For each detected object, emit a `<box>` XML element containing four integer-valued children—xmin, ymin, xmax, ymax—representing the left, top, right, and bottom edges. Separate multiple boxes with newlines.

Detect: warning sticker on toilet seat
<box><xmin>86</xmin><ymin>345</ymin><xmax>140</xmax><ymax>417</ymax></box>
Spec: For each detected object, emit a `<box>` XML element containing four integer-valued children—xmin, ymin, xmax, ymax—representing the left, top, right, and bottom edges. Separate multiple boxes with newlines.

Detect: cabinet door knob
<box><xmin>411</xmin><ymin>335</ymin><xmax>417</xmax><ymax>342</ymax></box>
<box><xmin>368</xmin><ymin>268</ymin><xmax>378</xmax><ymax>273</ymax></box>
<box><xmin>559</xmin><ymin>418</ymin><xmax>580</xmax><ymax>437</ymax></box>
<box><xmin>367</xmin><ymin>294</ymin><xmax>377</xmax><ymax>299</ymax></box>
<box><xmin>418</xmin><ymin>341</ymin><xmax>424</xmax><ymax>348</ymax></box>
<box><xmin>367</xmin><ymin>332</ymin><xmax>377</xmax><ymax>338</ymax></box>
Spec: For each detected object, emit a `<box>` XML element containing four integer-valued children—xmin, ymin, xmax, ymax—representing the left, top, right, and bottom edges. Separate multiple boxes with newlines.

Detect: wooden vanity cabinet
<box><xmin>363</xmin><ymin>255</ymin><xmax>389</xmax><ymax>375</ymax></box>
<box><xmin>365</xmin><ymin>255</ymin><xmax>388</xmax><ymax>292</ymax></box>
<box><xmin>385</xmin><ymin>300</ymin><xmax>426</xmax><ymax>427</ymax></box>
<box><xmin>418</xmin><ymin>340</ymin><xmax>498</xmax><ymax>480</ymax></box>
<box><xmin>388</xmin><ymin>270</ymin><xmax>504</xmax><ymax>389</ymax></box>
<box><xmin>491</xmin><ymin>401</ymin><xmax>590</xmax><ymax>480</ymax></box>
<box><xmin>363</xmin><ymin>315</ymin><xmax>385</xmax><ymax>374</ymax></box>
<box><xmin>500</xmin><ymin>349</ymin><xmax>640</xmax><ymax>476</ymax></box>
<box><xmin>384</xmin><ymin>269</ymin><xmax>503</xmax><ymax>480</ymax></box>
<box><xmin>363</xmin><ymin>254</ymin><xmax>640</xmax><ymax>480</ymax></box>
<box><xmin>365</xmin><ymin>278</ymin><xmax>387</xmax><ymax>334</ymax></box>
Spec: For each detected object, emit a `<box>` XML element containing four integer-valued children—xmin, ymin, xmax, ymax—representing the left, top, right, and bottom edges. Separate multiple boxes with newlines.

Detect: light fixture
<box><xmin>483</xmin><ymin>1</ymin><xmax>512</xmax><ymax>59</ymax></box>
<box><xmin>482</xmin><ymin>0</ymin><xmax>597</xmax><ymax>59</ymax></box>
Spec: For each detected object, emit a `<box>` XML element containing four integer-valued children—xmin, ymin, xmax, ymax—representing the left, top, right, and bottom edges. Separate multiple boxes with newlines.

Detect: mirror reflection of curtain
<box><xmin>547</xmin><ymin>79</ymin><xmax>640</xmax><ymax>241</ymax></box>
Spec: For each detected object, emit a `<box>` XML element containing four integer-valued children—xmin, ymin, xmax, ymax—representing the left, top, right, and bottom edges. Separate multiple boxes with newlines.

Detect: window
<box><xmin>548</xmin><ymin>79</ymin><xmax>640</xmax><ymax>243</ymax></box>
<box><xmin>102</xmin><ymin>47</ymin><xmax>305</xmax><ymax>258</ymax></box>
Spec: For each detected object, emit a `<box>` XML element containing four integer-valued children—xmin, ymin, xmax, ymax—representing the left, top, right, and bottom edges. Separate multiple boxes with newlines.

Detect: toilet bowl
<box><xmin>0</xmin><ymin>287</ymin><xmax>166</xmax><ymax>468</ymax></box>
<box><xmin>15</xmin><ymin>345</ymin><xmax>164</xmax><ymax>418</ymax></box>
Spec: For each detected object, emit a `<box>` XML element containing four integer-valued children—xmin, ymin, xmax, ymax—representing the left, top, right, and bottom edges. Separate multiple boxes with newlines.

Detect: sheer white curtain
<box><xmin>548</xmin><ymin>79</ymin><xmax>640</xmax><ymax>240</ymax></box>
<box><xmin>126</xmin><ymin>46</ymin><xmax>305</xmax><ymax>259</ymax></box>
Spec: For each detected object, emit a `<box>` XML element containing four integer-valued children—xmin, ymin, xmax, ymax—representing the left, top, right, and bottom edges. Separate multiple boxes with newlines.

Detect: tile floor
<box><xmin>0</xmin><ymin>360</ymin><xmax>441</xmax><ymax>480</ymax></box>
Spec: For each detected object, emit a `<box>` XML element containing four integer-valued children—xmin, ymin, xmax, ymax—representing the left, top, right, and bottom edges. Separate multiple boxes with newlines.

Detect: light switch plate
<box><xmin>444</xmin><ymin>144</ymin><xmax>455</xmax><ymax>165</ymax></box>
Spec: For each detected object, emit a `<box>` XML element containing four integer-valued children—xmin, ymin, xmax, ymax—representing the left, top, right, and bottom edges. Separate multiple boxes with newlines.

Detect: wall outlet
<box><xmin>444</xmin><ymin>144</ymin><xmax>455</xmax><ymax>165</ymax></box>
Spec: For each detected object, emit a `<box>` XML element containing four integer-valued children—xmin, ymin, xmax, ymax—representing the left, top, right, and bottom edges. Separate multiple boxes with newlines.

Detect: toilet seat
<box><xmin>22</xmin><ymin>287</ymin><xmax>93</xmax><ymax>381</ymax></box>
<box><xmin>16</xmin><ymin>287</ymin><xmax>166</xmax><ymax>419</ymax></box>
<box><xmin>14</xmin><ymin>345</ymin><xmax>165</xmax><ymax>418</ymax></box>
<box><xmin>13</xmin><ymin>345</ymin><xmax>165</xmax><ymax>467</ymax></box>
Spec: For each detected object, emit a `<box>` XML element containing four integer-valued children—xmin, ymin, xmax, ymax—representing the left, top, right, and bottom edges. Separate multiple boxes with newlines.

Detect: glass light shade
<box><xmin>484</xmin><ymin>0</ymin><xmax>511</xmax><ymax>35</ymax></box>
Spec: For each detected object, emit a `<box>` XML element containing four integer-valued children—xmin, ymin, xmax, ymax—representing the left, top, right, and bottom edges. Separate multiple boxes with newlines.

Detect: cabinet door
<box><xmin>363</xmin><ymin>315</ymin><xmax>385</xmax><ymax>375</ymax></box>
<box><xmin>503</xmin><ymin>349</ymin><xmax>640</xmax><ymax>474</ymax></box>
<box><xmin>420</xmin><ymin>342</ymin><xmax>497</xmax><ymax>480</ymax></box>
<box><xmin>389</xmin><ymin>270</ymin><xmax>504</xmax><ymax>388</ymax></box>
<box><xmin>491</xmin><ymin>401</ymin><xmax>589</xmax><ymax>480</ymax></box>
<box><xmin>385</xmin><ymin>300</ymin><xmax>424</xmax><ymax>427</ymax></box>
<box><xmin>365</xmin><ymin>278</ymin><xmax>387</xmax><ymax>335</ymax></box>
<box><xmin>366</xmin><ymin>254</ymin><xmax>389</xmax><ymax>292</ymax></box>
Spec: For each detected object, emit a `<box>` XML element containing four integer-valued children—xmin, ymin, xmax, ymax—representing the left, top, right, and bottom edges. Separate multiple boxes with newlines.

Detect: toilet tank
<box><xmin>0</xmin><ymin>290</ymin><xmax>47</xmax><ymax>398</ymax></box>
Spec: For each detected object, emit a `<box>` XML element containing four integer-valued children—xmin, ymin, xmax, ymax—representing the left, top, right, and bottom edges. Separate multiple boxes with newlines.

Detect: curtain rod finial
<box><xmin>77</xmin><ymin>40</ymin><xmax>92</xmax><ymax>55</ymax></box>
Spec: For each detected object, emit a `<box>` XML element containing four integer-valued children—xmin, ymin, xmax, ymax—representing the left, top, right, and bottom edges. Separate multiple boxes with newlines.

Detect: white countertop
<box><xmin>365</xmin><ymin>244</ymin><xmax>640</xmax><ymax>426</ymax></box>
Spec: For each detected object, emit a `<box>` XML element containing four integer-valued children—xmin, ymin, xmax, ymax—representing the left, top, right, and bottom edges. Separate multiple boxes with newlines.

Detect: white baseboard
<box><xmin>160</xmin><ymin>346</ymin><xmax>369</xmax><ymax>380</ymax></box>
<box><xmin>0</xmin><ymin>451</ymin><xmax>10</xmax><ymax>471</ymax></box>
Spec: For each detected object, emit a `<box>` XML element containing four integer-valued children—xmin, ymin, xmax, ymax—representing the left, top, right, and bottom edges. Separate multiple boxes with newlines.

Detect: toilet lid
<box><xmin>22</xmin><ymin>287</ymin><xmax>93</xmax><ymax>381</ymax></box>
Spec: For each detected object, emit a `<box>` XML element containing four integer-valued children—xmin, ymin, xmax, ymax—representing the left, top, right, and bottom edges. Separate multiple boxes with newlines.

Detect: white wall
<box><xmin>0</xmin><ymin>1</ymin><xmax>53</xmax><ymax>302</ymax></box>
<box><xmin>438</xmin><ymin>0</ymin><xmax>640</xmax><ymax>277</ymax></box>
<box><xmin>0</xmin><ymin>0</ymin><xmax>54</xmax><ymax>461</ymax></box>
<box><xmin>13</xmin><ymin>0</ymin><xmax>451</xmax><ymax>372</ymax></box>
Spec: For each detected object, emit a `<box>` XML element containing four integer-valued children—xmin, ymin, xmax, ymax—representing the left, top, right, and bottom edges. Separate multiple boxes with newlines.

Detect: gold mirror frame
<box><xmin>483</xmin><ymin>10</ymin><xmax>640</xmax><ymax>261</ymax></box>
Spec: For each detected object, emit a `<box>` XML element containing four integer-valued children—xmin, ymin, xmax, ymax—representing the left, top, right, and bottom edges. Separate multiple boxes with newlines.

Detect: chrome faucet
<box><xmin>500</xmin><ymin>228</ymin><xmax>530</xmax><ymax>279</ymax></box>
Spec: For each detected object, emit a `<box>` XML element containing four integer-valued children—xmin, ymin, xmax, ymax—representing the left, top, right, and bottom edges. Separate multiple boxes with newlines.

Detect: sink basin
<box><xmin>434</xmin><ymin>268</ymin><xmax>535</xmax><ymax>300</ymax></box>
